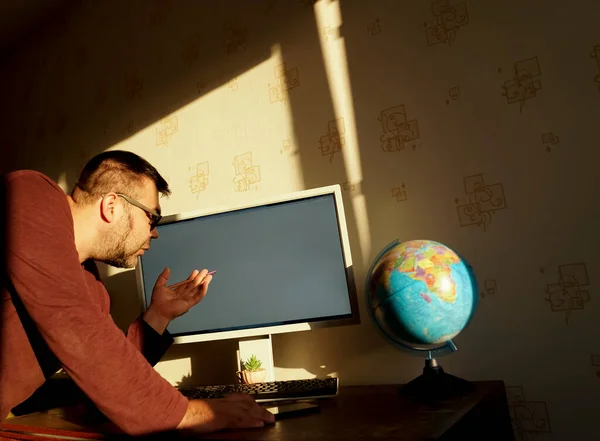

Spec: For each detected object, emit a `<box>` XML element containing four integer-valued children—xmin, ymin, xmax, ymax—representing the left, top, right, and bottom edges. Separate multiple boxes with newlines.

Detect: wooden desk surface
<box><xmin>0</xmin><ymin>381</ymin><xmax>514</xmax><ymax>441</ymax></box>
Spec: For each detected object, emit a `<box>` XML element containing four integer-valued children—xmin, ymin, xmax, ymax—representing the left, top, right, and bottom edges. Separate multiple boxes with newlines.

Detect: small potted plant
<box><xmin>238</xmin><ymin>354</ymin><xmax>266</xmax><ymax>384</ymax></box>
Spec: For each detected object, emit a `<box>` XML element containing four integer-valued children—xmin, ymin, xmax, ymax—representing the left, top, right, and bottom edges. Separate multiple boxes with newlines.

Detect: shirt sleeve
<box><xmin>127</xmin><ymin>317</ymin><xmax>174</xmax><ymax>367</ymax></box>
<box><xmin>5</xmin><ymin>171</ymin><xmax>189</xmax><ymax>436</ymax></box>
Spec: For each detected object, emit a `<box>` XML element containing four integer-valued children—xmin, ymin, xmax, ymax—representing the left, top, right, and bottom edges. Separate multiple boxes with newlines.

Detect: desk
<box><xmin>1</xmin><ymin>381</ymin><xmax>514</xmax><ymax>441</ymax></box>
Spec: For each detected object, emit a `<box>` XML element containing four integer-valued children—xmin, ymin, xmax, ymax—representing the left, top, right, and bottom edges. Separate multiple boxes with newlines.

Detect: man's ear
<box><xmin>99</xmin><ymin>193</ymin><xmax>119</xmax><ymax>225</ymax></box>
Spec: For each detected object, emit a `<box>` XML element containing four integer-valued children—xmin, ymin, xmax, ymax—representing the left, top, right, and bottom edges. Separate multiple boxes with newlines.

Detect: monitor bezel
<box><xmin>135</xmin><ymin>184</ymin><xmax>360</xmax><ymax>344</ymax></box>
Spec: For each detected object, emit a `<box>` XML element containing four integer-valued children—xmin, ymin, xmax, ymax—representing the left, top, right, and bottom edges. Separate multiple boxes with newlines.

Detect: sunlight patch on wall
<box><xmin>314</xmin><ymin>1</ymin><xmax>372</xmax><ymax>266</ymax></box>
<box><xmin>154</xmin><ymin>357</ymin><xmax>193</xmax><ymax>386</ymax></box>
<box><xmin>274</xmin><ymin>366</ymin><xmax>338</xmax><ymax>381</ymax></box>
<box><xmin>109</xmin><ymin>48</ymin><xmax>305</xmax><ymax>219</ymax></box>
<box><xmin>56</xmin><ymin>172</ymin><xmax>69</xmax><ymax>193</ymax></box>
<box><xmin>274</xmin><ymin>367</ymin><xmax>315</xmax><ymax>380</ymax></box>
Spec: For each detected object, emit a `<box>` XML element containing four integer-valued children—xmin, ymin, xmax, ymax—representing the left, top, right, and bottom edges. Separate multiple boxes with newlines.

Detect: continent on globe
<box><xmin>397</xmin><ymin>240</ymin><xmax>461</xmax><ymax>303</ymax></box>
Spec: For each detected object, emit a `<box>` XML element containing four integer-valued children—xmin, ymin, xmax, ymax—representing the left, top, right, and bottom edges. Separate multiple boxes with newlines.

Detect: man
<box><xmin>0</xmin><ymin>150</ymin><xmax>274</xmax><ymax>435</ymax></box>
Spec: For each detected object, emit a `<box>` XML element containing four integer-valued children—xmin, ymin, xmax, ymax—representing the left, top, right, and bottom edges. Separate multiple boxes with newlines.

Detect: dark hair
<box><xmin>72</xmin><ymin>150</ymin><xmax>170</xmax><ymax>204</ymax></box>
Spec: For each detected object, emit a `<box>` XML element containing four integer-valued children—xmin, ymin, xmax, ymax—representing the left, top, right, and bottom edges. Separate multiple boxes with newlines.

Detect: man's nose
<box><xmin>150</xmin><ymin>227</ymin><xmax>159</xmax><ymax>239</ymax></box>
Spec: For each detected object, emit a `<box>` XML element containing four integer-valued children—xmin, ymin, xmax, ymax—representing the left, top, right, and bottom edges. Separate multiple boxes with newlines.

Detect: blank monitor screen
<box><xmin>139</xmin><ymin>193</ymin><xmax>354</xmax><ymax>338</ymax></box>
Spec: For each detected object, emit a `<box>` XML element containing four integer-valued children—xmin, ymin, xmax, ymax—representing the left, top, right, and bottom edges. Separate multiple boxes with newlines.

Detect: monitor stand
<box><xmin>236</xmin><ymin>334</ymin><xmax>275</xmax><ymax>382</ymax></box>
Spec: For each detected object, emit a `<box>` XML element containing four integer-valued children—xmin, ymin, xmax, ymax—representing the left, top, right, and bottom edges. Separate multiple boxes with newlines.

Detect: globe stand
<box><xmin>399</xmin><ymin>357</ymin><xmax>474</xmax><ymax>403</ymax></box>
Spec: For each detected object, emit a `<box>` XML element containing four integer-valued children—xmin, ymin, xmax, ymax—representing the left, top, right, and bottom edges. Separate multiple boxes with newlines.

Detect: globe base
<box><xmin>399</xmin><ymin>358</ymin><xmax>474</xmax><ymax>403</ymax></box>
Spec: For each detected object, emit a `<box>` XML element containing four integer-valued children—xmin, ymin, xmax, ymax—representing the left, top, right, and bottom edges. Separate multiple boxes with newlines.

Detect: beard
<box><xmin>100</xmin><ymin>212</ymin><xmax>145</xmax><ymax>269</ymax></box>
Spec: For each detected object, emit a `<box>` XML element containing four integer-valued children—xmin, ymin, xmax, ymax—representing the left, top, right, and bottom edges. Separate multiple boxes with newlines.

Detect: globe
<box><xmin>365</xmin><ymin>239</ymin><xmax>479</xmax><ymax>402</ymax></box>
<box><xmin>365</xmin><ymin>239</ymin><xmax>478</xmax><ymax>356</ymax></box>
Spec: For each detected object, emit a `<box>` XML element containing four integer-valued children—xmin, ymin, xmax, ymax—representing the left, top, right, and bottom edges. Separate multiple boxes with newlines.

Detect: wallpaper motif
<box><xmin>445</xmin><ymin>86</ymin><xmax>460</xmax><ymax>105</ymax></box>
<box><xmin>378</xmin><ymin>105</ymin><xmax>420</xmax><ymax>152</ymax></box>
<box><xmin>424</xmin><ymin>0</ymin><xmax>469</xmax><ymax>47</ymax></box>
<box><xmin>269</xmin><ymin>63</ymin><xmax>300</xmax><ymax>104</ymax></box>
<box><xmin>590</xmin><ymin>44</ymin><xmax>600</xmax><ymax>91</ymax></box>
<box><xmin>342</xmin><ymin>181</ymin><xmax>356</xmax><ymax>192</ymax></box>
<box><xmin>182</xmin><ymin>34</ymin><xmax>201</xmax><ymax>68</ymax></box>
<box><xmin>233</xmin><ymin>152</ymin><xmax>261</xmax><ymax>192</ymax></box>
<box><xmin>500</xmin><ymin>57</ymin><xmax>542</xmax><ymax>112</ymax></box>
<box><xmin>367</xmin><ymin>19</ymin><xmax>381</xmax><ymax>36</ymax></box>
<box><xmin>124</xmin><ymin>70</ymin><xmax>143</xmax><ymax>101</ymax></box>
<box><xmin>156</xmin><ymin>115</ymin><xmax>179</xmax><ymax>147</ymax></box>
<box><xmin>392</xmin><ymin>184</ymin><xmax>407</xmax><ymax>202</ymax></box>
<box><xmin>480</xmin><ymin>279</ymin><xmax>497</xmax><ymax>299</ymax></box>
<box><xmin>541</xmin><ymin>132</ymin><xmax>559</xmax><ymax>153</ymax></box>
<box><xmin>189</xmin><ymin>162</ymin><xmax>209</xmax><ymax>198</ymax></box>
<box><xmin>224</xmin><ymin>23</ymin><xmax>248</xmax><ymax>54</ymax></box>
<box><xmin>542</xmin><ymin>263</ymin><xmax>590</xmax><ymax>325</ymax></box>
<box><xmin>147</xmin><ymin>1</ymin><xmax>171</xmax><ymax>27</ymax></box>
<box><xmin>507</xmin><ymin>386</ymin><xmax>551</xmax><ymax>441</ymax></box>
<box><xmin>323</xmin><ymin>25</ymin><xmax>337</xmax><ymax>41</ymax></box>
<box><xmin>319</xmin><ymin>117</ymin><xmax>345</xmax><ymax>163</ymax></box>
<box><xmin>455</xmin><ymin>174</ymin><xmax>507</xmax><ymax>231</ymax></box>
<box><xmin>280</xmin><ymin>138</ymin><xmax>298</xmax><ymax>156</ymax></box>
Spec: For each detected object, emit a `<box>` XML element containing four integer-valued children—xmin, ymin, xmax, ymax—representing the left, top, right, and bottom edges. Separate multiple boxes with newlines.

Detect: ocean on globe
<box><xmin>366</xmin><ymin>239</ymin><xmax>478</xmax><ymax>353</ymax></box>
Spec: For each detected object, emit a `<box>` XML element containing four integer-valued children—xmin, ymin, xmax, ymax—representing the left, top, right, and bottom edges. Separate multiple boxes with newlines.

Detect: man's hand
<box><xmin>177</xmin><ymin>394</ymin><xmax>275</xmax><ymax>433</ymax></box>
<box><xmin>143</xmin><ymin>267</ymin><xmax>213</xmax><ymax>334</ymax></box>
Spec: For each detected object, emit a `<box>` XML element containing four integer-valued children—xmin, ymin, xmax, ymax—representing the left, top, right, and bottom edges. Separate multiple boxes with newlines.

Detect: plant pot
<box><xmin>237</xmin><ymin>369</ymin><xmax>266</xmax><ymax>384</ymax></box>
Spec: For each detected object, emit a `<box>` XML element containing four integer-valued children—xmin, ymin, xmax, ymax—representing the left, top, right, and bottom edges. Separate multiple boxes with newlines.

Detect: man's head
<box><xmin>71</xmin><ymin>150</ymin><xmax>170</xmax><ymax>268</ymax></box>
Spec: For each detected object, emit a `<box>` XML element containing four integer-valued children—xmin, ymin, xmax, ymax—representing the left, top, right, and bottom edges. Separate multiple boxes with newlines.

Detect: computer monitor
<box><xmin>135</xmin><ymin>184</ymin><xmax>359</xmax><ymax>380</ymax></box>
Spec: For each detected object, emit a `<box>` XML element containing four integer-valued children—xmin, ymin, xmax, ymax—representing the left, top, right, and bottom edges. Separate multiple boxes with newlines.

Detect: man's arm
<box><xmin>141</xmin><ymin>308</ymin><xmax>170</xmax><ymax>335</ymax></box>
<box><xmin>5</xmin><ymin>172</ymin><xmax>188</xmax><ymax>435</ymax></box>
<box><xmin>126</xmin><ymin>314</ymin><xmax>171</xmax><ymax>366</ymax></box>
<box><xmin>124</xmin><ymin>283</ymin><xmax>185</xmax><ymax>366</ymax></box>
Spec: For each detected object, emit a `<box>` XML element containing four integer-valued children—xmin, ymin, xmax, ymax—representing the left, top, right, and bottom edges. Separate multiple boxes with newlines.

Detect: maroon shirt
<box><xmin>0</xmin><ymin>170</ymin><xmax>188</xmax><ymax>435</ymax></box>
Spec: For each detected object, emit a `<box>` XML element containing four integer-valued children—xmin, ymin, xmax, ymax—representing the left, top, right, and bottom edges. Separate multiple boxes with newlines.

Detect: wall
<box><xmin>1</xmin><ymin>0</ymin><xmax>599</xmax><ymax>439</ymax></box>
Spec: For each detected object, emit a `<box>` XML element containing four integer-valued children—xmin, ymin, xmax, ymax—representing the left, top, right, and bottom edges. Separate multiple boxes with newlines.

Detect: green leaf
<box><xmin>243</xmin><ymin>354</ymin><xmax>263</xmax><ymax>371</ymax></box>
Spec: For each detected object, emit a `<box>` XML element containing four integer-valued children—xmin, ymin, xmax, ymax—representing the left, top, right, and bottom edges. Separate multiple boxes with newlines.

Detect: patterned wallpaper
<box><xmin>1</xmin><ymin>0</ymin><xmax>599</xmax><ymax>439</ymax></box>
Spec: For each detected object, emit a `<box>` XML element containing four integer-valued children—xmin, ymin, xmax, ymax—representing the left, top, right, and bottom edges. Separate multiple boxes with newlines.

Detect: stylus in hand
<box><xmin>168</xmin><ymin>270</ymin><xmax>216</xmax><ymax>290</ymax></box>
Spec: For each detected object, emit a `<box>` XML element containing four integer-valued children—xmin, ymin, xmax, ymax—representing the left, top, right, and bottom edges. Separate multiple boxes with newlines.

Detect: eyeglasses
<box><xmin>113</xmin><ymin>193</ymin><xmax>162</xmax><ymax>230</ymax></box>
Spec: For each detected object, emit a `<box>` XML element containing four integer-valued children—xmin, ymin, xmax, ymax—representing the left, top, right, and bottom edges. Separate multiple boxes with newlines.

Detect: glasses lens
<box><xmin>150</xmin><ymin>215</ymin><xmax>161</xmax><ymax>230</ymax></box>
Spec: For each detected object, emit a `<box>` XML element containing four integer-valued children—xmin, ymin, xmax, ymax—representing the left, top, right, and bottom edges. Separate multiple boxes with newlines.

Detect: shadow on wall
<box><xmin>2</xmin><ymin>0</ymin><xmax>397</xmax><ymax>386</ymax></box>
<box><xmin>2</xmin><ymin>0</ymin><xmax>300</xmax><ymax>182</ymax></box>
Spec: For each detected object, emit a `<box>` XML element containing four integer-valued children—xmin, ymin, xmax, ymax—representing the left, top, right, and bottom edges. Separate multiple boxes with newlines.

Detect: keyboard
<box><xmin>179</xmin><ymin>377</ymin><xmax>338</xmax><ymax>403</ymax></box>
